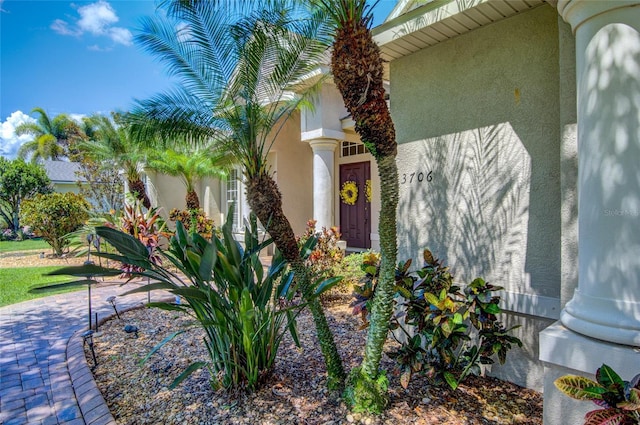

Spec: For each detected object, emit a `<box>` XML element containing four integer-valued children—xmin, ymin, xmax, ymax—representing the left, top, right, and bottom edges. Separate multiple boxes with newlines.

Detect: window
<box><xmin>341</xmin><ymin>141</ymin><xmax>368</xmax><ymax>157</ymax></box>
<box><xmin>226</xmin><ymin>168</ymin><xmax>242</xmax><ymax>232</ymax></box>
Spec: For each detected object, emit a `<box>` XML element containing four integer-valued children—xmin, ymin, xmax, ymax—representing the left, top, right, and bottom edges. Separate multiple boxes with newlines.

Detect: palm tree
<box><xmin>318</xmin><ymin>0</ymin><xmax>399</xmax><ymax>412</ymax></box>
<box><xmin>146</xmin><ymin>147</ymin><xmax>231</xmax><ymax>209</ymax></box>
<box><xmin>15</xmin><ymin>107</ymin><xmax>77</xmax><ymax>162</ymax></box>
<box><xmin>80</xmin><ymin>114</ymin><xmax>151</xmax><ymax>209</ymax></box>
<box><xmin>131</xmin><ymin>0</ymin><xmax>346</xmax><ymax>388</ymax></box>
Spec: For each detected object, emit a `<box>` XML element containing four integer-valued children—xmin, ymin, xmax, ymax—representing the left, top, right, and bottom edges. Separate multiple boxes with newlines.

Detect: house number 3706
<box><xmin>401</xmin><ymin>171</ymin><xmax>433</xmax><ymax>184</ymax></box>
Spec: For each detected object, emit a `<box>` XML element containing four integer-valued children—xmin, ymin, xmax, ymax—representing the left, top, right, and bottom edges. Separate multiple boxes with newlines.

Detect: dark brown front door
<box><xmin>339</xmin><ymin>161</ymin><xmax>371</xmax><ymax>249</ymax></box>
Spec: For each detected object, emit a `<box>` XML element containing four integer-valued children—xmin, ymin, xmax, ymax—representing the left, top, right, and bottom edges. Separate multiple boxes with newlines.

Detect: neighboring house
<box><xmin>148</xmin><ymin>1</ymin><xmax>640</xmax><ymax>424</ymax></box>
<box><xmin>42</xmin><ymin>160</ymin><xmax>86</xmax><ymax>194</ymax></box>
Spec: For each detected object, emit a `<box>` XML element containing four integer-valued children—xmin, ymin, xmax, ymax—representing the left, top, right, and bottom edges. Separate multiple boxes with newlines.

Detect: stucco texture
<box><xmin>392</xmin><ymin>4</ymin><xmax>562</xmax><ymax>299</ymax></box>
<box><xmin>270</xmin><ymin>111</ymin><xmax>314</xmax><ymax>236</ymax></box>
<box><xmin>390</xmin><ymin>4</ymin><xmax>567</xmax><ymax>390</ymax></box>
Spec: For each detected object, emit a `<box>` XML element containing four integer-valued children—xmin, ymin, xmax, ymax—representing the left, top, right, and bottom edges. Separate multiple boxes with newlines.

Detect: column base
<box><xmin>539</xmin><ymin>322</ymin><xmax>640</xmax><ymax>425</ymax></box>
<box><xmin>561</xmin><ymin>289</ymin><xmax>640</xmax><ymax>346</ymax></box>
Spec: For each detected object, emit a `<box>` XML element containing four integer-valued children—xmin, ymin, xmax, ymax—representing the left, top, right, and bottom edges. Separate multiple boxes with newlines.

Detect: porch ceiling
<box><xmin>373</xmin><ymin>0</ymin><xmax>547</xmax><ymax>78</ymax></box>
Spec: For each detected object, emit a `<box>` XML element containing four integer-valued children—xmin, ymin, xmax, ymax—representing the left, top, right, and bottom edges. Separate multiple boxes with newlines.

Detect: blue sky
<box><xmin>0</xmin><ymin>0</ymin><xmax>398</xmax><ymax>158</ymax></box>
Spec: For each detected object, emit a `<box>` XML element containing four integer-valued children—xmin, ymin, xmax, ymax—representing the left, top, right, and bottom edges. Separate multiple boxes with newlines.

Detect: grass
<box><xmin>0</xmin><ymin>238</ymin><xmax>51</xmax><ymax>253</ymax></box>
<box><xmin>0</xmin><ymin>266</ymin><xmax>82</xmax><ymax>307</ymax></box>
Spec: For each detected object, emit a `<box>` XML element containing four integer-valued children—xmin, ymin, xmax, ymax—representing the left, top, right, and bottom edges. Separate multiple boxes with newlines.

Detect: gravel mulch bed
<box><xmin>87</xmin><ymin>295</ymin><xmax>542</xmax><ymax>425</ymax></box>
<box><xmin>0</xmin><ymin>250</ymin><xmax>88</xmax><ymax>268</ymax></box>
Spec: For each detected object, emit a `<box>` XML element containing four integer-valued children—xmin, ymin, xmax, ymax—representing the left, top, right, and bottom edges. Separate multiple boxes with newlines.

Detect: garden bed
<box><xmin>87</xmin><ymin>295</ymin><xmax>542</xmax><ymax>424</ymax></box>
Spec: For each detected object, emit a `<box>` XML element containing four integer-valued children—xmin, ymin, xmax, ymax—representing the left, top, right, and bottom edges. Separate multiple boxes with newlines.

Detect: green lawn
<box><xmin>0</xmin><ymin>266</ymin><xmax>82</xmax><ymax>307</ymax></box>
<box><xmin>0</xmin><ymin>238</ymin><xmax>50</xmax><ymax>253</ymax></box>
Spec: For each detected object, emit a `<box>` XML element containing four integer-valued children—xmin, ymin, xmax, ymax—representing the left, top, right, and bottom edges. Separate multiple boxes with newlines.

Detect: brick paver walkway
<box><xmin>0</xmin><ymin>280</ymin><xmax>170</xmax><ymax>425</ymax></box>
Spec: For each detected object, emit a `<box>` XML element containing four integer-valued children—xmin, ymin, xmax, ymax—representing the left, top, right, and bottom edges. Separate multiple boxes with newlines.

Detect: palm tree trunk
<box><xmin>331</xmin><ymin>16</ymin><xmax>399</xmax><ymax>413</ymax></box>
<box><xmin>360</xmin><ymin>155</ymin><xmax>398</xmax><ymax>377</ymax></box>
<box><xmin>186</xmin><ymin>190</ymin><xmax>200</xmax><ymax>210</ymax></box>
<box><xmin>128</xmin><ymin>178</ymin><xmax>151</xmax><ymax>209</ymax></box>
<box><xmin>245</xmin><ymin>171</ymin><xmax>346</xmax><ymax>389</ymax></box>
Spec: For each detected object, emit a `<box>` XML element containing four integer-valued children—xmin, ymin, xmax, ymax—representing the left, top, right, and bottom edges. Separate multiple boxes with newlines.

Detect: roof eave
<box><xmin>373</xmin><ymin>0</ymin><xmax>547</xmax><ymax>77</ymax></box>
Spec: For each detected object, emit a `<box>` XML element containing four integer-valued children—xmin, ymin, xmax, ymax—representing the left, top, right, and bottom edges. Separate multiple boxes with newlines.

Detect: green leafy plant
<box><xmin>332</xmin><ymin>251</ymin><xmax>376</xmax><ymax>290</ymax></box>
<box><xmin>297</xmin><ymin>219</ymin><xmax>345</xmax><ymax>296</ymax></box>
<box><xmin>0</xmin><ymin>157</ymin><xmax>52</xmax><ymax>232</ymax></box>
<box><xmin>20</xmin><ymin>192</ymin><xmax>90</xmax><ymax>256</ymax></box>
<box><xmin>555</xmin><ymin>364</ymin><xmax>640</xmax><ymax>425</ymax></box>
<box><xmin>56</xmin><ymin>208</ymin><xmax>340</xmax><ymax>391</ymax></box>
<box><xmin>298</xmin><ymin>220</ymin><xmax>344</xmax><ymax>273</ymax></box>
<box><xmin>352</xmin><ymin>249</ymin><xmax>522</xmax><ymax>391</ymax></box>
<box><xmin>168</xmin><ymin>208</ymin><xmax>215</xmax><ymax>237</ymax></box>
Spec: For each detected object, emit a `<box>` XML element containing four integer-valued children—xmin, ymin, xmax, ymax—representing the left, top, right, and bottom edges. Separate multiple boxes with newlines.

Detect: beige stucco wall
<box><xmin>145</xmin><ymin>112</ymin><xmax>313</xmax><ymax>237</ymax></box>
<box><xmin>271</xmin><ymin>111</ymin><xmax>314</xmax><ymax>236</ymax></box>
<box><xmin>390</xmin><ymin>4</ymin><xmax>574</xmax><ymax>390</ymax></box>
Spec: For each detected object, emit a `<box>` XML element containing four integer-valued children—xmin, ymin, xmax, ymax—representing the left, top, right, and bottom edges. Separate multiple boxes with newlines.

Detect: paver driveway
<box><xmin>0</xmin><ymin>280</ymin><xmax>169</xmax><ymax>425</ymax></box>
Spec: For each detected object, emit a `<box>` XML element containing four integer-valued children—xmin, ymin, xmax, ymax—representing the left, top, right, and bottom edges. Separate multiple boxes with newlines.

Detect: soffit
<box><xmin>373</xmin><ymin>0</ymin><xmax>547</xmax><ymax>78</ymax></box>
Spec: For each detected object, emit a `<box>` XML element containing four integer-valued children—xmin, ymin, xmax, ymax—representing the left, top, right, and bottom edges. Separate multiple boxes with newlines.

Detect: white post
<box><xmin>309</xmin><ymin>139</ymin><xmax>339</xmax><ymax>230</ymax></box>
<box><xmin>556</xmin><ymin>0</ymin><xmax>640</xmax><ymax>347</ymax></box>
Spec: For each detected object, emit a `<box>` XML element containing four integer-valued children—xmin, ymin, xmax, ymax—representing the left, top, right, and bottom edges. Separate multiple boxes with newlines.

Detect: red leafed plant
<box><xmin>554</xmin><ymin>364</ymin><xmax>640</xmax><ymax>425</ymax></box>
<box><xmin>298</xmin><ymin>219</ymin><xmax>344</xmax><ymax>278</ymax></box>
<box><xmin>114</xmin><ymin>202</ymin><xmax>164</xmax><ymax>277</ymax></box>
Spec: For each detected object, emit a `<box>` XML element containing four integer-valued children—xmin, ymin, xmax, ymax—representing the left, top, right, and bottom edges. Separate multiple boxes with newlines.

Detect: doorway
<box><xmin>339</xmin><ymin>161</ymin><xmax>371</xmax><ymax>249</ymax></box>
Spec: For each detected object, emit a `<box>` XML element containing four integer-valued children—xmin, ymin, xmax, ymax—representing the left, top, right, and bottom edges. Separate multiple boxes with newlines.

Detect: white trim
<box><xmin>301</xmin><ymin>128</ymin><xmax>346</xmax><ymax>142</ymax></box>
<box><xmin>539</xmin><ymin>322</ymin><xmax>640</xmax><ymax>375</ymax></box>
<box><xmin>500</xmin><ymin>291</ymin><xmax>561</xmax><ymax>320</ymax></box>
<box><xmin>386</xmin><ymin>0</ymin><xmax>422</xmax><ymax>21</ymax></box>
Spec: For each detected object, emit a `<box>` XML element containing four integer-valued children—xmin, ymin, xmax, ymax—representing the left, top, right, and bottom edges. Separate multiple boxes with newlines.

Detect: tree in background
<box><xmin>15</xmin><ymin>107</ymin><xmax>81</xmax><ymax>163</ymax></box>
<box><xmin>131</xmin><ymin>0</ymin><xmax>346</xmax><ymax>388</ymax></box>
<box><xmin>74</xmin><ymin>157</ymin><xmax>124</xmax><ymax>213</ymax></box>
<box><xmin>146</xmin><ymin>147</ymin><xmax>230</xmax><ymax>209</ymax></box>
<box><xmin>319</xmin><ymin>0</ymin><xmax>399</xmax><ymax>412</ymax></box>
<box><xmin>80</xmin><ymin>114</ymin><xmax>151</xmax><ymax>209</ymax></box>
<box><xmin>21</xmin><ymin>192</ymin><xmax>90</xmax><ymax>256</ymax></box>
<box><xmin>0</xmin><ymin>157</ymin><xmax>52</xmax><ymax>232</ymax></box>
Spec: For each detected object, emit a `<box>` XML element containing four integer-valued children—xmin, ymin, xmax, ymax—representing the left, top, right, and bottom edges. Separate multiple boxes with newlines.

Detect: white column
<box><xmin>557</xmin><ymin>0</ymin><xmax>640</xmax><ymax>346</ymax></box>
<box><xmin>309</xmin><ymin>139</ymin><xmax>339</xmax><ymax>230</ymax></box>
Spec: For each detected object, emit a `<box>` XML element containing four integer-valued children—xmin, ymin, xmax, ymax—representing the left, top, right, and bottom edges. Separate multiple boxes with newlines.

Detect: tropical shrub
<box><xmin>20</xmin><ymin>192</ymin><xmax>90</xmax><ymax>255</ymax></box>
<box><xmin>298</xmin><ymin>219</ymin><xmax>344</xmax><ymax>277</ymax></box>
<box><xmin>555</xmin><ymin>364</ymin><xmax>640</xmax><ymax>425</ymax></box>
<box><xmin>61</xmin><ymin>210</ymin><xmax>340</xmax><ymax>391</ymax></box>
<box><xmin>114</xmin><ymin>202</ymin><xmax>164</xmax><ymax>277</ymax></box>
<box><xmin>333</xmin><ymin>251</ymin><xmax>377</xmax><ymax>290</ymax></box>
<box><xmin>169</xmin><ymin>208</ymin><xmax>215</xmax><ymax>237</ymax></box>
<box><xmin>352</xmin><ymin>249</ymin><xmax>522</xmax><ymax>390</ymax></box>
<box><xmin>0</xmin><ymin>157</ymin><xmax>52</xmax><ymax>232</ymax></box>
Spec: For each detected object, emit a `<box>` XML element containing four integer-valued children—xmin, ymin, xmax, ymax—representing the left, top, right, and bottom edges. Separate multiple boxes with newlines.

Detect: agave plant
<box><xmin>555</xmin><ymin>364</ymin><xmax>640</xmax><ymax>425</ymax></box>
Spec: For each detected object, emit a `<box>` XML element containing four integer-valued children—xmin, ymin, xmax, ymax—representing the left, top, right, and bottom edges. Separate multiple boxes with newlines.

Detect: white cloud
<box><xmin>51</xmin><ymin>19</ymin><xmax>79</xmax><ymax>36</ymax></box>
<box><xmin>77</xmin><ymin>1</ymin><xmax>118</xmax><ymax>34</ymax></box>
<box><xmin>108</xmin><ymin>26</ymin><xmax>133</xmax><ymax>46</ymax></box>
<box><xmin>51</xmin><ymin>0</ymin><xmax>133</xmax><ymax>47</ymax></box>
<box><xmin>0</xmin><ymin>111</ymin><xmax>36</xmax><ymax>159</ymax></box>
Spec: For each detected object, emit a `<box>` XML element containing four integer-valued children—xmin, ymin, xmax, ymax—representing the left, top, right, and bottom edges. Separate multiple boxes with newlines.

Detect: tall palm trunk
<box><xmin>186</xmin><ymin>190</ymin><xmax>200</xmax><ymax>210</ymax></box>
<box><xmin>331</xmin><ymin>12</ymin><xmax>399</xmax><ymax>413</ymax></box>
<box><xmin>245</xmin><ymin>171</ymin><xmax>346</xmax><ymax>389</ymax></box>
<box><xmin>128</xmin><ymin>178</ymin><xmax>151</xmax><ymax>209</ymax></box>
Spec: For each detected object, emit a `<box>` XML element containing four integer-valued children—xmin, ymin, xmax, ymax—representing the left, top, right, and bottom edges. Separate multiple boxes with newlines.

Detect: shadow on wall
<box><xmin>398</xmin><ymin>123</ymin><xmax>532</xmax><ymax>295</ymax></box>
